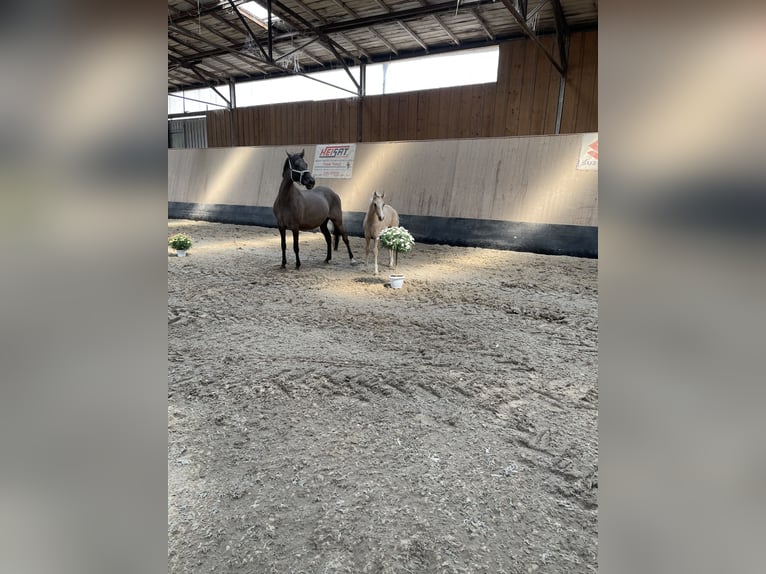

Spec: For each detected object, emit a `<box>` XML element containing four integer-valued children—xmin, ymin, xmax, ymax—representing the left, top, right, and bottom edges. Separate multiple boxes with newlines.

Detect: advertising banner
<box><xmin>313</xmin><ymin>143</ymin><xmax>357</xmax><ymax>178</ymax></box>
<box><xmin>576</xmin><ymin>133</ymin><xmax>598</xmax><ymax>171</ymax></box>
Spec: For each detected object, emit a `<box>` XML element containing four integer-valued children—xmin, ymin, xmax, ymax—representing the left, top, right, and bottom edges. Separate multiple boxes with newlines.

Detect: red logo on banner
<box><xmin>587</xmin><ymin>140</ymin><xmax>598</xmax><ymax>160</ymax></box>
<box><xmin>318</xmin><ymin>145</ymin><xmax>351</xmax><ymax>158</ymax></box>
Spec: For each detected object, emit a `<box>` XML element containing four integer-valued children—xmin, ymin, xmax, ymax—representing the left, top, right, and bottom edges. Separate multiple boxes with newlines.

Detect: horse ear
<box><xmin>286</xmin><ymin>151</ymin><xmax>290</xmax><ymax>157</ymax></box>
<box><xmin>300</xmin><ymin>149</ymin><xmax>305</xmax><ymax>157</ymax></box>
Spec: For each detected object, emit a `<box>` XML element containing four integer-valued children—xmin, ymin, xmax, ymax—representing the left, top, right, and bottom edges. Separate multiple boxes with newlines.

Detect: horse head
<box><xmin>371</xmin><ymin>191</ymin><xmax>386</xmax><ymax>221</ymax></box>
<box><xmin>284</xmin><ymin>149</ymin><xmax>315</xmax><ymax>189</ymax></box>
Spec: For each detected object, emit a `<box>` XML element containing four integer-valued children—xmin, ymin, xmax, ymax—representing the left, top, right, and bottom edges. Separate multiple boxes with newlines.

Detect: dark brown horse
<box><xmin>272</xmin><ymin>150</ymin><xmax>355</xmax><ymax>269</ymax></box>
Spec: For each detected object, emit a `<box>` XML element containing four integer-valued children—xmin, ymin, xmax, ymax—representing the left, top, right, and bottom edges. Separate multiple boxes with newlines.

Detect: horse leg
<box><xmin>373</xmin><ymin>238</ymin><xmax>380</xmax><ymax>275</ymax></box>
<box><xmin>332</xmin><ymin>222</ymin><xmax>340</xmax><ymax>251</ymax></box>
<box><xmin>279</xmin><ymin>226</ymin><xmax>288</xmax><ymax>269</ymax></box>
<box><xmin>364</xmin><ymin>233</ymin><xmax>371</xmax><ymax>269</ymax></box>
<box><xmin>388</xmin><ymin>247</ymin><xmax>394</xmax><ymax>269</ymax></box>
<box><xmin>320</xmin><ymin>220</ymin><xmax>332</xmax><ymax>263</ymax></box>
<box><xmin>333</xmin><ymin>220</ymin><xmax>355</xmax><ymax>263</ymax></box>
<box><xmin>292</xmin><ymin>229</ymin><xmax>301</xmax><ymax>269</ymax></box>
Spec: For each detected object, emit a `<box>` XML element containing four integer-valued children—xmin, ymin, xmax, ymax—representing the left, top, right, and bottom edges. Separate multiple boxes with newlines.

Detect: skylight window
<box><xmin>239</xmin><ymin>1</ymin><xmax>280</xmax><ymax>28</ymax></box>
<box><xmin>366</xmin><ymin>47</ymin><xmax>499</xmax><ymax>95</ymax></box>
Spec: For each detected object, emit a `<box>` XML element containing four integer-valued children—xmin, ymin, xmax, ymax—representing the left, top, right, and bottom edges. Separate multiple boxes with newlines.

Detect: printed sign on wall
<box><xmin>312</xmin><ymin>143</ymin><xmax>357</xmax><ymax>179</ymax></box>
<box><xmin>576</xmin><ymin>133</ymin><xmax>598</xmax><ymax>171</ymax></box>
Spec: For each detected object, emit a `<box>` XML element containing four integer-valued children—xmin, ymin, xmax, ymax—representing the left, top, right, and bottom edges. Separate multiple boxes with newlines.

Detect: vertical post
<box><xmin>554</xmin><ymin>32</ymin><xmax>569</xmax><ymax>134</ymax></box>
<box><xmin>267</xmin><ymin>0</ymin><xmax>273</xmax><ymax>62</ymax></box>
<box><xmin>229</xmin><ymin>79</ymin><xmax>237</xmax><ymax>146</ymax></box>
<box><xmin>357</xmin><ymin>58</ymin><xmax>366</xmax><ymax>142</ymax></box>
<box><xmin>555</xmin><ymin>74</ymin><xmax>566</xmax><ymax>134</ymax></box>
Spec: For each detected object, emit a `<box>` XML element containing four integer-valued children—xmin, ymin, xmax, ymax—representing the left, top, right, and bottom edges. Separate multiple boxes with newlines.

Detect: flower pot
<box><xmin>176</xmin><ymin>249</ymin><xmax>187</xmax><ymax>257</ymax></box>
<box><xmin>389</xmin><ymin>274</ymin><xmax>404</xmax><ymax>289</ymax></box>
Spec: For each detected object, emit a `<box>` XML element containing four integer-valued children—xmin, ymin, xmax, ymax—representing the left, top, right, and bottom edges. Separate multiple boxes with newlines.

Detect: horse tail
<box><xmin>332</xmin><ymin>220</ymin><xmax>340</xmax><ymax>250</ymax></box>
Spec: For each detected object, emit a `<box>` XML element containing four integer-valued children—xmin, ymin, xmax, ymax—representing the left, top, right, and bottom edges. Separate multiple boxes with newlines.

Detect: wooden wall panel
<box><xmin>469</xmin><ymin>85</ymin><xmax>483</xmax><ymax>138</ymax></box>
<box><xmin>364</xmin><ymin>96</ymin><xmax>381</xmax><ymax>142</ymax></box>
<box><xmin>530</xmin><ymin>36</ymin><xmax>555</xmax><ymax>134</ymax></box>
<box><xmin>379</xmin><ymin>95</ymin><xmax>390</xmax><ymax>142</ymax></box>
<box><xmin>575</xmin><ymin>31</ymin><xmax>598</xmax><ymax>133</ymax></box>
<box><xmin>516</xmin><ymin>38</ymin><xmax>538</xmax><ymax>135</ymax></box>
<box><xmin>479</xmin><ymin>83</ymin><xmax>496</xmax><ymax>137</ymax></box>
<box><xmin>169</xmin><ymin>135</ymin><xmax>598</xmax><ymax>227</ymax></box>
<box><xmin>504</xmin><ymin>39</ymin><xmax>527</xmax><ymax>136</ymax></box>
<box><xmin>560</xmin><ymin>31</ymin><xmax>585</xmax><ymax>134</ymax></box>
<box><xmin>425</xmin><ymin>90</ymin><xmax>440</xmax><ymax>140</ymax></box>
<box><xmin>457</xmin><ymin>87</ymin><xmax>473</xmax><ymax>138</ymax></box>
<box><xmin>203</xmin><ymin>31</ymin><xmax>597</xmax><ymax>148</ymax></box>
<box><xmin>433</xmin><ymin>89</ymin><xmax>447</xmax><ymax>140</ymax></box>
<box><xmin>415</xmin><ymin>91</ymin><xmax>427</xmax><ymax>140</ymax></box>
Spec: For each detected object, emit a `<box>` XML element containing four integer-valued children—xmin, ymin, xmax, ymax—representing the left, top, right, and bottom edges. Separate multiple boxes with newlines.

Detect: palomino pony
<box><xmin>272</xmin><ymin>150</ymin><xmax>354</xmax><ymax>269</ymax></box>
<box><xmin>363</xmin><ymin>191</ymin><xmax>399</xmax><ymax>275</ymax></box>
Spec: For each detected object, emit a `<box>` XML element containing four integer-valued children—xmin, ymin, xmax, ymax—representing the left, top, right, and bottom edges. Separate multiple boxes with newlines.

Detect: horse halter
<box><xmin>288</xmin><ymin>157</ymin><xmax>311</xmax><ymax>184</ymax></box>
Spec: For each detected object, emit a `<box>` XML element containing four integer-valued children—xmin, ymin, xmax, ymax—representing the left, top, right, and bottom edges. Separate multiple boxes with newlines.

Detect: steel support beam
<box><xmin>289</xmin><ymin>0</ymin><xmax>372</xmax><ymax>59</ymax></box>
<box><xmin>431</xmin><ymin>14</ymin><xmax>460</xmax><ymax>45</ymax></box>
<box><xmin>168</xmin><ymin>2</ymin><xmax>238</xmax><ymax>24</ymax></box>
<box><xmin>498</xmin><ymin>0</ymin><xmax>565</xmax><ymax>76</ymax></box>
<box><xmin>170</xmin><ymin>14</ymin><xmax>267</xmax><ymax>76</ymax></box>
<box><xmin>555</xmin><ymin>72</ymin><xmax>566</xmax><ymax>133</ymax></box>
<box><xmin>168</xmin><ymin>111</ymin><xmax>210</xmax><ymax>119</ymax></box>
<box><xmin>226</xmin><ymin>0</ymin><xmax>272</xmax><ymax>62</ymax></box>
<box><xmin>169</xmin><ymin>25</ymin><xmax>272</xmax><ymax>70</ymax></box>
<box><xmin>169</xmin><ymin>55</ymin><xmax>231</xmax><ymax>106</ymax></box>
<box><xmin>273</xmin><ymin>36</ymin><xmax>321</xmax><ymax>63</ymax></box>
<box><xmin>328</xmin><ymin>0</ymin><xmax>400</xmax><ymax>56</ymax></box>
<box><xmin>369</xmin><ymin>0</ymin><xmax>430</xmax><ymax>51</ymax></box>
<box><xmin>168</xmin><ymin>92</ymin><xmax>229</xmax><ymax>109</ymax></box>
<box><xmin>267</xmin><ymin>0</ymin><xmax>273</xmax><ymax>61</ymax></box>
<box><xmin>357</xmin><ymin>59</ymin><xmax>366</xmax><ymax>141</ymax></box>
<box><xmin>170</xmin><ymin>25</ymin><xmax>359</xmax><ymax>97</ymax></box>
<box><xmin>471</xmin><ymin>8</ymin><xmax>495</xmax><ymax>40</ymax></box>
<box><xmin>550</xmin><ymin>0</ymin><xmax>570</xmax><ymax>75</ymax></box>
<box><xmin>169</xmin><ymin>29</ymin><xmax>269</xmax><ymax>75</ymax></box>
<box><xmin>169</xmin><ymin>23</ymin><xmax>598</xmax><ymax>93</ymax></box>
<box><xmin>270</xmin><ymin>0</ymin><xmax>361</xmax><ymax>92</ymax></box>
<box><xmin>213</xmin><ymin>11</ymin><xmax>325</xmax><ymax>68</ymax></box>
<box><xmin>317</xmin><ymin>0</ymin><xmax>493</xmax><ymax>35</ymax></box>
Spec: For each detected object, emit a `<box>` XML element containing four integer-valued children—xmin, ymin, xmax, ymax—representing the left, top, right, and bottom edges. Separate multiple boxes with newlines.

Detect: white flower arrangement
<box><xmin>378</xmin><ymin>226</ymin><xmax>415</xmax><ymax>273</ymax></box>
<box><xmin>378</xmin><ymin>226</ymin><xmax>415</xmax><ymax>254</ymax></box>
<box><xmin>168</xmin><ymin>233</ymin><xmax>193</xmax><ymax>251</ymax></box>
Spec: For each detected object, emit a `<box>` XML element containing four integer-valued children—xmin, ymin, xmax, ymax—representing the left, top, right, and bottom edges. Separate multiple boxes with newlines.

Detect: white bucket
<box><xmin>390</xmin><ymin>275</ymin><xmax>404</xmax><ymax>289</ymax></box>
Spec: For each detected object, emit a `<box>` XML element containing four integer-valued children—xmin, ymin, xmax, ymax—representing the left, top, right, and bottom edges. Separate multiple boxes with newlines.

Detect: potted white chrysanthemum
<box><xmin>168</xmin><ymin>233</ymin><xmax>193</xmax><ymax>257</ymax></box>
<box><xmin>378</xmin><ymin>226</ymin><xmax>415</xmax><ymax>289</ymax></box>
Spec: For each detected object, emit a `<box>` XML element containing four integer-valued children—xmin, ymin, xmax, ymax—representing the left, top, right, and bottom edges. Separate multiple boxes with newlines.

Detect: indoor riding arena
<box><xmin>168</xmin><ymin>2</ymin><xmax>598</xmax><ymax>572</ymax></box>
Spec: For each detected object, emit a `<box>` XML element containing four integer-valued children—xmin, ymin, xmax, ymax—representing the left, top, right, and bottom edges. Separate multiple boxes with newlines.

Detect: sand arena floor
<box><xmin>168</xmin><ymin>219</ymin><xmax>598</xmax><ymax>573</ymax></box>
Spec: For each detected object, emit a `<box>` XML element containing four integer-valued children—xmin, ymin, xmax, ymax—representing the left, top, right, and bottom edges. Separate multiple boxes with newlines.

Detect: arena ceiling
<box><xmin>168</xmin><ymin>0</ymin><xmax>598</xmax><ymax>95</ymax></box>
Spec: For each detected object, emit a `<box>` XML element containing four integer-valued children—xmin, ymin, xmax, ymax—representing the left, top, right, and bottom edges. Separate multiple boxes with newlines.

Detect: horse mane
<box><xmin>281</xmin><ymin>156</ymin><xmax>291</xmax><ymax>178</ymax></box>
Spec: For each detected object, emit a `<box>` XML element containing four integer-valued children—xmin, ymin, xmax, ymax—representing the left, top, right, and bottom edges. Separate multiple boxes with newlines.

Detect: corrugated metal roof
<box><xmin>168</xmin><ymin>0</ymin><xmax>597</xmax><ymax>92</ymax></box>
